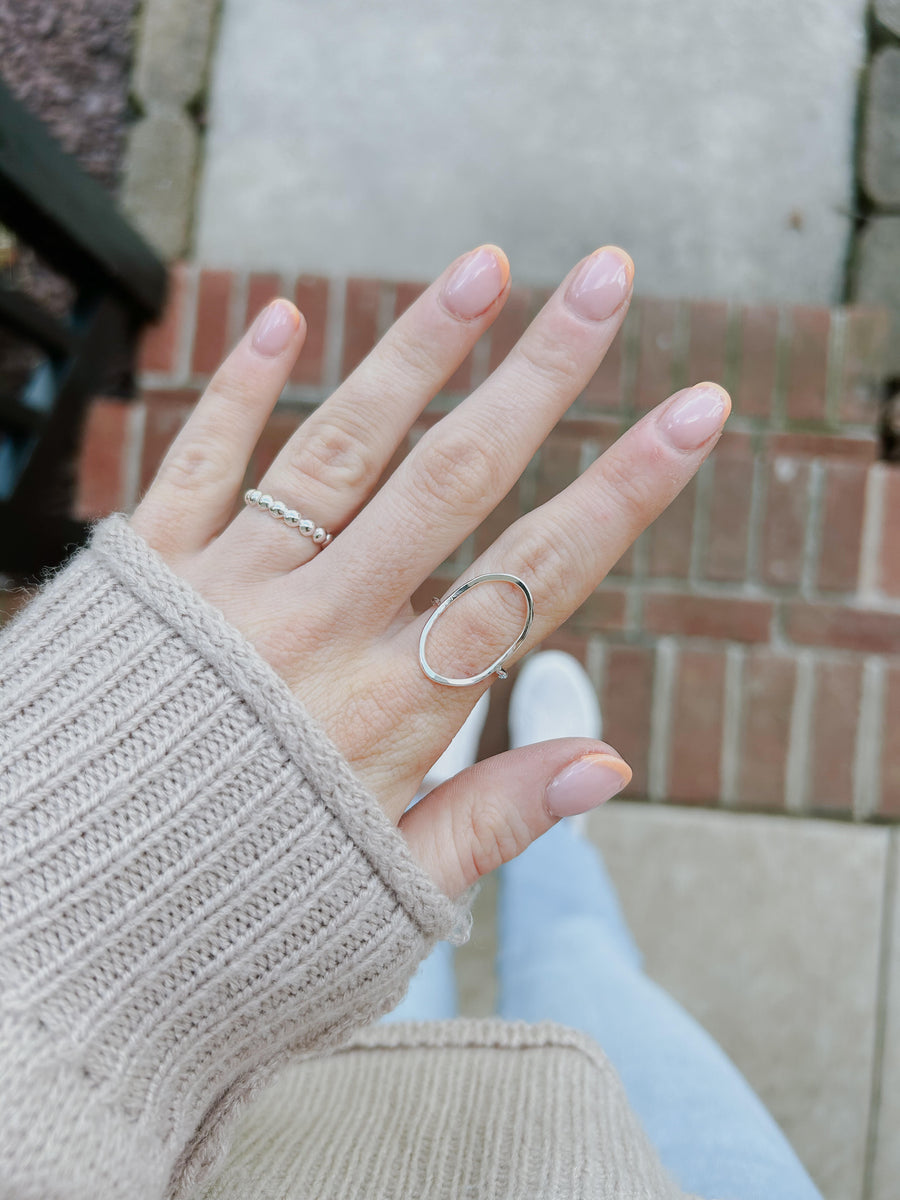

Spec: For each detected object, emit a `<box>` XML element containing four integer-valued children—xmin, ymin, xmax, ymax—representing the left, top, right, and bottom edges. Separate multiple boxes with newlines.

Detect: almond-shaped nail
<box><xmin>565</xmin><ymin>247</ymin><xmax>633</xmax><ymax>322</ymax></box>
<box><xmin>657</xmin><ymin>383</ymin><xmax>730</xmax><ymax>451</ymax></box>
<box><xmin>545</xmin><ymin>752</ymin><xmax>631</xmax><ymax>818</ymax></box>
<box><xmin>440</xmin><ymin>245</ymin><xmax>509</xmax><ymax>320</ymax></box>
<box><xmin>251</xmin><ymin>299</ymin><xmax>300</xmax><ymax>357</ymax></box>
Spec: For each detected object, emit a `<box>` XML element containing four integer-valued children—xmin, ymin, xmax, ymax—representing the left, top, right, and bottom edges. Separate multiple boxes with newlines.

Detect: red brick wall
<box><xmin>30</xmin><ymin>265</ymin><xmax>900</xmax><ymax>817</ymax></box>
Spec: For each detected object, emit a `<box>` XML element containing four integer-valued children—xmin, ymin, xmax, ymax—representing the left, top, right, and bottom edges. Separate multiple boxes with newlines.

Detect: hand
<box><xmin>129</xmin><ymin>245</ymin><xmax>729</xmax><ymax>898</ymax></box>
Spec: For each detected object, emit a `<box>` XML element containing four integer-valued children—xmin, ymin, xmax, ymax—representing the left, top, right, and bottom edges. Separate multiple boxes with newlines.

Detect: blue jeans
<box><xmin>384</xmin><ymin>820</ymin><xmax>823</xmax><ymax>1200</ymax></box>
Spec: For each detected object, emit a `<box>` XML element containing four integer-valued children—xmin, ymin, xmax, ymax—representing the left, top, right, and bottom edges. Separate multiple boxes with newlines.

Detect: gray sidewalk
<box><xmin>195</xmin><ymin>0</ymin><xmax>866</xmax><ymax>303</ymax></box>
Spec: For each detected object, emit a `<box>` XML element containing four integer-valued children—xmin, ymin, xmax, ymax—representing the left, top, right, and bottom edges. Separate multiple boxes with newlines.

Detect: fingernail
<box><xmin>440</xmin><ymin>245</ymin><xmax>509</xmax><ymax>320</ymax></box>
<box><xmin>565</xmin><ymin>247</ymin><xmax>633</xmax><ymax>322</ymax></box>
<box><xmin>251</xmin><ymin>299</ymin><xmax>300</xmax><ymax>357</ymax></box>
<box><xmin>545</xmin><ymin>753</ymin><xmax>632</xmax><ymax>818</ymax></box>
<box><xmin>657</xmin><ymin>383</ymin><xmax>730</xmax><ymax>451</ymax></box>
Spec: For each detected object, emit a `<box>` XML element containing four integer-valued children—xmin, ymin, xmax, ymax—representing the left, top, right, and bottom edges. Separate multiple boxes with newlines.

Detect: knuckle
<box><xmin>407</xmin><ymin>425</ymin><xmax>496</xmax><ymax>515</ymax></box>
<box><xmin>465</xmin><ymin>800</ymin><xmax>531</xmax><ymax>878</ymax></box>
<box><xmin>290</xmin><ymin>420</ymin><xmax>371</xmax><ymax>492</ymax></box>
<box><xmin>158</xmin><ymin>437</ymin><xmax>229</xmax><ymax>492</ymax></box>
<box><xmin>378</xmin><ymin>331</ymin><xmax>436</xmax><ymax>388</ymax></box>
<box><xmin>513</xmin><ymin>329</ymin><xmax>583</xmax><ymax>391</ymax></box>
<box><xmin>595</xmin><ymin>450</ymin><xmax>659</xmax><ymax>528</ymax></box>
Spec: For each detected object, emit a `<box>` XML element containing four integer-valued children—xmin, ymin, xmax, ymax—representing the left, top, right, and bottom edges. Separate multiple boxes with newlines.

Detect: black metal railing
<box><xmin>0</xmin><ymin>75</ymin><xmax>166</xmax><ymax>577</ymax></box>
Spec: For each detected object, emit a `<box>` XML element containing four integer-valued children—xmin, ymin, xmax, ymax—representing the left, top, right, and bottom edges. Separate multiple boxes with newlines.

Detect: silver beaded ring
<box><xmin>244</xmin><ymin>488</ymin><xmax>333</xmax><ymax>546</ymax></box>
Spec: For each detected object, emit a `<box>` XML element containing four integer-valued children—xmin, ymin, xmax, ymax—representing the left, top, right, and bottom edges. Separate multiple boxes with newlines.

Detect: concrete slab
<box><xmin>197</xmin><ymin>0</ymin><xmax>865</xmax><ymax>304</ymax></box>
<box><xmin>586</xmin><ymin>802</ymin><xmax>888</xmax><ymax>1200</ymax></box>
<box><xmin>869</xmin><ymin>830</ymin><xmax>900</xmax><ymax>1200</ymax></box>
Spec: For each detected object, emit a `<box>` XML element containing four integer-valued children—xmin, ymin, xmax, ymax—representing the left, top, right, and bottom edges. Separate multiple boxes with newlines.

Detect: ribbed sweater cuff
<box><xmin>0</xmin><ymin>513</ymin><xmax>471</xmax><ymax>1200</ymax></box>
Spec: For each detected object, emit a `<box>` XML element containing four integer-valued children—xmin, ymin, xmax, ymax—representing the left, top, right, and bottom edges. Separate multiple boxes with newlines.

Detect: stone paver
<box><xmin>863</xmin><ymin>47</ymin><xmax>900</xmax><ymax>207</ymax></box>
<box><xmin>132</xmin><ymin>0</ymin><xmax>219</xmax><ymax>110</ymax></box>
<box><xmin>122</xmin><ymin>111</ymin><xmax>199</xmax><ymax>259</ymax></box>
<box><xmin>870</xmin><ymin>830</ymin><xmax>900</xmax><ymax>1200</ymax></box>
<box><xmin>854</xmin><ymin>216</ymin><xmax>900</xmax><ymax>372</ymax></box>
<box><xmin>196</xmin><ymin>0</ymin><xmax>866</xmax><ymax>304</ymax></box>
<box><xmin>588</xmin><ymin>802</ymin><xmax>888</xmax><ymax>1200</ymax></box>
<box><xmin>876</xmin><ymin>0</ymin><xmax>900</xmax><ymax>38</ymax></box>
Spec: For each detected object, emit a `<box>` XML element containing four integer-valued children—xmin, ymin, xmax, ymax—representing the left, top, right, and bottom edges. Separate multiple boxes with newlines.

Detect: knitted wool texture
<box><xmin>0</xmin><ymin>514</ymin><xmax>471</xmax><ymax>1200</ymax></box>
<box><xmin>198</xmin><ymin>1019</ymin><xmax>696</xmax><ymax>1200</ymax></box>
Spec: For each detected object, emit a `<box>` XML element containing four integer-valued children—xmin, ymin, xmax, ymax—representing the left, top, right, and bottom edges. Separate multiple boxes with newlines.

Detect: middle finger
<box><xmin>326</xmin><ymin>246</ymin><xmax>634</xmax><ymax>608</ymax></box>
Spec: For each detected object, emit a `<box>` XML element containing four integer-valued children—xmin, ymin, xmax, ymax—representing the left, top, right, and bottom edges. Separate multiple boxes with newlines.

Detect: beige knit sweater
<box><xmin>0</xmin><ymin>513</ymin><xmax>695</xmax><ymax>1200</ymax></box>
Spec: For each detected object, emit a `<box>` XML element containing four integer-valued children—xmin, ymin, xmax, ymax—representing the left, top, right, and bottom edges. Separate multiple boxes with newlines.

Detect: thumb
<box><xmin>399</xmin><ymin>738</ymin><xmax>631</xmax><ymax>899</ymax></box>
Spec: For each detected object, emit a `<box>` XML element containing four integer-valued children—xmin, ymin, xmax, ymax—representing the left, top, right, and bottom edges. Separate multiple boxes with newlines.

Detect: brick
<box><xmin>566</xmin><ymin>588</ymin><xmax>628</xmax><ymax>635</ymax></box>
<box><xmin>786</xmin><ymin>307</ymin><xmax>830</xmax><ymax>423</ymax></box>
<box><xmin>138</xmin><ymin>262</ymin><xmax>189</xmax><ymax>375</ymax></box>
<box><xmin>244</xmin><ymin>273</ymin><xmax>282</xmax><ymax>330</ymax></box>
<box><xmin>816</xmin><ymin>462</ymin><xmax>867</xmax><ymax>592</ymax></box>
<box><xmin>291</xmin><ymin>276</ymin><xmax>329</xmax><ymax>385</ymax></box>
<box><xmin>601</xmin><ymin>644</ymin><xmax>655</xmax><ymax>796</ymax></box>
<box><xmin>878</xmin><ymin>466</ymin><xmax>900</xmax><ymax>598</ymax></box>
<box><xmin>735</xmin><ymin>304</ymin><xmax>778</xmax><ymax>419</ymax></box>
<box><xmin>535</xmin><ymin>436</ymin><xmax>582</xmax><ymax>506</ymax></box>
<box><xmin>74</xmin><ymin>399</ymin><xmax>131</xmax><ymax>519</ymax></box>
<box><xmin>634</xmin><ymin>296</ymin><xmax>678</xmax><ymax>413</ymax></box>
<box><xmin>881</xmin><ymin>666</ymin><xmax>900</xmax><ymax>816</ymax></box>
<box><xmin>643</xmin><ymin>593</ymin><xmax>773</xmax><ymax>643</ymax></box>
<box><xmin>862</xmin><ymin>47</ymin><xmax>900</xmax><ymax>207</ymax></box>
<box><xmin>250</xmin><ymin>409</ymin><xmax>302</xmax><ymax>480</ymax></box>
<box><xmin>191</xmin><ymin>269</ymin><xmax>233</xmax><ymax>376</ymax></box>
<box><xmin>760</xmin><ymin>458</ymin><xmax>810</xmax><ymax>587</ymax></box>
<box><xmin>687</xmin><ymin>300</ymin><xmax>729</xmax><ymax>388</ymax></box>
<box><xmin>340</xmin><ymin>278</ymin><xmax>381</xmax><ymax>381</ymax></box>
<box><xmin>581</xmin><ymin>324</ymin><xmax>623</xmax><ymax>412</ymax></box>
<box><xmin>785</xmin><ymin>602</ymin><xmax>900</xmax><ymax>655</ymax></box>
<box><xmin>645</xmin><ymin>478</ymin><xmax>696</xmax><ymax>578</ymax></box>
<box><xmin>487</xmin><ymin>286</ymin><xmax>532</xmax><ymax>374</ymax></box>
<box><xmin>809</xmin><ymin>658</ymin><xmax>864</xmax><ymax>812</ymax></box>
<box><xmin>702</xmin><ymin>435</ymin><xmax>754</xmax><ymax>582</ymax></box>
<box><xmin>667</xmin><ymin>647</ymin><xmax>727</xmax><ymax>803</ymax></box>
<box><xmin>737</xmin><ymin>651</ymin><xmax>797</xmax><ymax>809</ymax></box>
<box><xmin>138</xmin><ymin>389</ymin><xmax>201</xmax><ymax>493</ymax></box>
<box><xmin>765</xmin><ymin>431</ymin><xmax>877</xmax><ymax>463</ymax></box>
<box><xmin>839</xmin><ymin>307</ymin><xmax>891</xmax><ymax>424</ymax></box>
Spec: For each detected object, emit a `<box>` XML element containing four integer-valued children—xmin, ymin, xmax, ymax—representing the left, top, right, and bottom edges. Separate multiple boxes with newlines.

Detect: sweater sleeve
<box><xmin>0</xmin><ymin>513</ymin><xmax>472</xmax><ymax>1200</ymax></box>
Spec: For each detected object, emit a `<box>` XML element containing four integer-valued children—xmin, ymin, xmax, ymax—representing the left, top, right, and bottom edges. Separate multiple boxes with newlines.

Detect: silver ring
<box><xmin>418</xmin><ymin>573</ymin><xmax>535</xmax><ymax>687</ymax></box>
<box><xmin>244</xmin><ymin>488</ymin><xmax>333</xmax><ymax>546</ymax></box>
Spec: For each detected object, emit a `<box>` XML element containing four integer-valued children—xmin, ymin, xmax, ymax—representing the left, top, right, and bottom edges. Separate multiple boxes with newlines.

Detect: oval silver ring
<box><xmin>418</xmin><ymin>573</ymin><xmax>535</xmax><ymax>687</ymax></box>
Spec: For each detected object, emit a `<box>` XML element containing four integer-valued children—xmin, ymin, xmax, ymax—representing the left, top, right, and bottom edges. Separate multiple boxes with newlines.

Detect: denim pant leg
<box><xmin>381</xmin><ymin>938</ymin><xmax>458</xmax><ymax>1023</ymax></box>
<box><xmin>497</xmin><ymin>820</ymin><xmax>824</xmax><ymax>1200</ymax></box>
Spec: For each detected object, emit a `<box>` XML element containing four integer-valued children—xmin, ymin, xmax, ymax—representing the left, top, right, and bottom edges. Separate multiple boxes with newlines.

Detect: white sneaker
<box><xmin>421</xmin><ymin>691</ymin><xmax>491</xmax><ymax>791</ymax></box>
<box><xmin>509</xmin><ymin>650</ymin><xmax>603</xmax><ymax>749</ymax></box>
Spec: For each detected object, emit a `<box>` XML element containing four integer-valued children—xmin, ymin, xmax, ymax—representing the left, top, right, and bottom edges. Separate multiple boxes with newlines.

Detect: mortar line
<box><xmin>720</xmin><ymin>644</ymin><xmax>744</xmax><ymax>808</ymax></box>
<box><xmin>785</xmin><ymin>650</ymin><xmax>814</xmax><ymax>813</ymax></box>
<box><xmin>323</xmin><ymin>276</ymin><xmax>347</xmax><ymax>393</ymax></box>
<box><xmin>859</xmin><ymin>463</ymin><xmax>886</xmax><ymax>602</ymax></box>
<box><xmin>854</xmin><ymin>655</ymin><xmax>886</xmax><ymax>821</ymax></box>
<box><xmin>648</xmin><ymin>638</ymin><xmax>677</xmax><ymax>802</ymax></box>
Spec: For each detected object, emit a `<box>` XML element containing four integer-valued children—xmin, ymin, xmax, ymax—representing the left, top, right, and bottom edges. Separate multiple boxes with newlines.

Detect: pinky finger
<box><xmin>400</xmin><ymin>738</ymin><xmax>631</xmax><ymax>898</ymax></box>
<box><xmin>131</xmin><ymin>299</ymin><xmax>306</xmax><ymax>555</ymax></box>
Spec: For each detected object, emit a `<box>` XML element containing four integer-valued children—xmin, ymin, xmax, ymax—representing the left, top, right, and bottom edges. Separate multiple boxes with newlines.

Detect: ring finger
<box><xmin>223</xmin><ymin>244</ymin><xmax>512</xmax><ymax>571</ymax></box>
<box><xmin>407</xmin><ymin>382</ymin><xmax>731</xmax><ymax>691</ymax></box>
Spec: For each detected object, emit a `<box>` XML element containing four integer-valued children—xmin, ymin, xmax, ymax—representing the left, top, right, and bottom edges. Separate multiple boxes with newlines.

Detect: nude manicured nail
<box><xmin>565</xmin><ymin>247</ymin><xmax>633</xmax><ymax>321</ymax></box>
<box><xmin>657</xmin><ymin>384</ymin><xmax>730</xmax><ymax>451</ymax></box>
<box><xmin>440</xmin><ymin>245</ymin><xmax>509</xmax><ymax>320</ymax></box>
<box><xmin>545</xmin><ymin>753</ymin><xmax>632</xmax><ymax>818</ymax></box>
<box><xmin>251</xmin><ymin>299</ymin><xmax>300</xmax><ymax>357</ymax></box>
